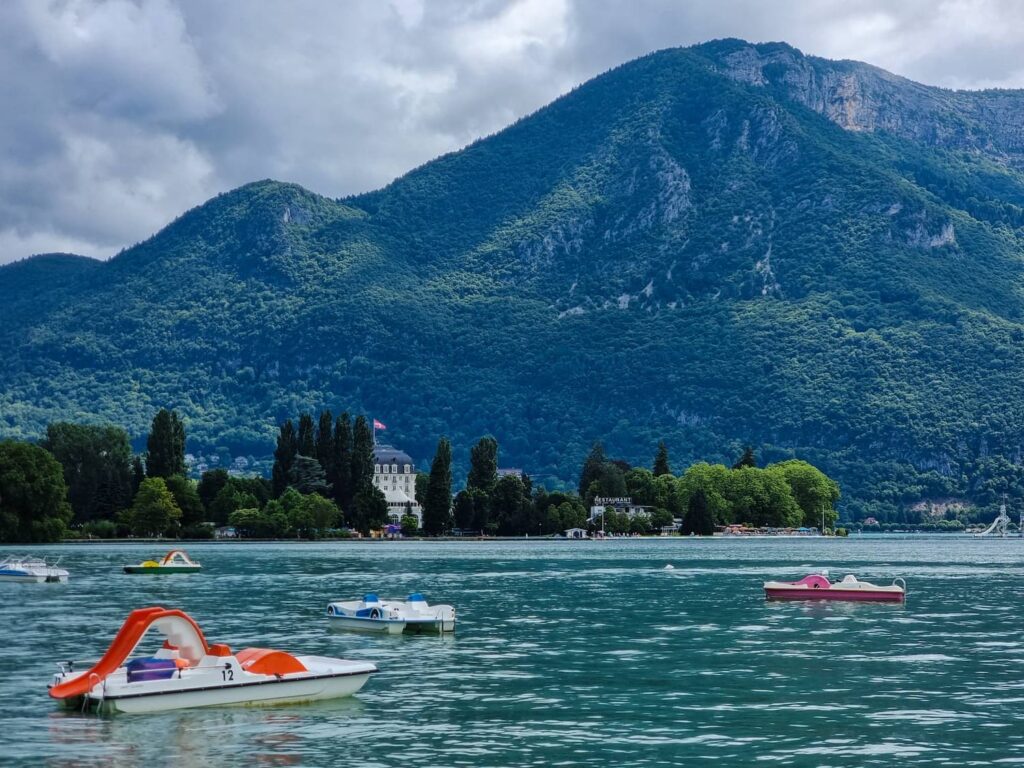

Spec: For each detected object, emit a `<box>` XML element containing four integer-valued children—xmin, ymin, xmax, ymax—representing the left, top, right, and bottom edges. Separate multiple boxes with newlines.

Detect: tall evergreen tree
<box><xmin>272</xmin><ymin>419</ymin><xmax>298</xmax><ymax>497</ymax></box>
<box><xmin>315</xmin><ymin>410</ymin><xmax>334</xmax><ymax>477</ymax></box>
<box><xmin>732</xmin><ymin>446</ymin><xmax>757</xmax><ymax>469</ymax></box>
<box><xmin>467</xmin><ymin>436</ymin><xmax>498</xmax><ymax>493</ymax></box>
<box><xmin>296</xmin><ymin>413</ymin><xmax>315</xmax><ymax>458</ymax></box>
<box><xmin>131</xmin><ymin>456</ymin><xmax>145</xmax><ymax>496</ymax></box>
<box><xmin>680</xmin><ymin>489</ymin><xmax>714</xmax><ymax>536</ymax></box>
<box><xmin>653</xmin><ymin>441</ymin><xmax>671</xmax><ymax>476</ymax></box>
<box><xmin>422</xmin><ymin>437</ymin><xmax>453</xmax><ymax>535</ymax></box>
<box><xmin>351</xmin><ymin>416</ymin><xmax>375</xmax><ymax>494</ymax></box>
<box><xmin>331</xmin><ymin>412</ymin><xmax>353</xmax><ymax>512</ymax></box>
<box><xmin>579</xmin><ymin>441</ymin><xmax>607</xmax><ymax>498</ymax></box>
<box><xmin>146</xmin><ymin>409</ymin><xmax>186</xmax><ymax>478</ymax></box>
<box><xmin>453</xmin><ymin>490</ymin><xmax>476</xmax><ymax>531</ymax></box>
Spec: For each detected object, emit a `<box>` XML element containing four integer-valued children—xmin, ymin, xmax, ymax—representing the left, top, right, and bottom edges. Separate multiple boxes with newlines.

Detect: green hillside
<box><xmin>3</xmin><ymin>40</ymin><xmax>1024</xmax><ymax>520</ymax></box>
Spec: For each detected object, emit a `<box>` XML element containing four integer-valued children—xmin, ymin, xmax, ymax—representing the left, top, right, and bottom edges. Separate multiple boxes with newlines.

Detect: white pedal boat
<box><xmin>0</xmin><ymin>556</ymin><xmax>69</xmax><ymax>583</ymax></box>
<box><xmin>326</xmin><ymin>593</ymin><xmax>456</xmax><ymax>634</ymax></box>
<box><xmin>49</xmin><ymin>606</ymin><xmax>377</xmax><ymax>714</ymax></box>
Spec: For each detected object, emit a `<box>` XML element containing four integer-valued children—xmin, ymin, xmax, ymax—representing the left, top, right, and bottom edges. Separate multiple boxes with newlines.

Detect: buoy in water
<box><xmin>663</xmin><ymin>564</ymin><xmax>675</xmax><ymax>570</ymax></box>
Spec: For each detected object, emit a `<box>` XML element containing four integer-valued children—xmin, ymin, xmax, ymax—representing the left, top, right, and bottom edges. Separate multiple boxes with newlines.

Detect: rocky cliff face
<box><xmin>697</xmin><ymin>39</ymin><xmax>1024</xmax><ymax>167</ymax></box>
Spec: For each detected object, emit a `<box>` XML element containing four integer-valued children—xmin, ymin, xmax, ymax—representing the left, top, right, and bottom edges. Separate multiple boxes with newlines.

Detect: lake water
<box><xmin>2</xmin><ymin>536</ymin><xmax>1023</xmax><ymax>766</ymax></box>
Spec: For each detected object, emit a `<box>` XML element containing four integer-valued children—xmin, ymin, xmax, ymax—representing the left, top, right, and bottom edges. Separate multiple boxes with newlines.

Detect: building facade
<box><xmin>372</xmin><ymin>444</ymin><xmax>422</xmax><ymax>527</ymax></box>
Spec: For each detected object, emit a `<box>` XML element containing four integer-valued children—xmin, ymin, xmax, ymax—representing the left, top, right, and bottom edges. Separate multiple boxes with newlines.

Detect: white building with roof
<box><xmin>373</xmin><ymin>444</ymin><xmax>422</xmax><ymax>527</ymax></box>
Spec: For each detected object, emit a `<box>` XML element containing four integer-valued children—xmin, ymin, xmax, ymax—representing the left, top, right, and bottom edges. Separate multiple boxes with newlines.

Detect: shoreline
<box><xmin>47</xmin><ymin>531</ymin><xmax>981</xmax><ymax>545</ymax></box>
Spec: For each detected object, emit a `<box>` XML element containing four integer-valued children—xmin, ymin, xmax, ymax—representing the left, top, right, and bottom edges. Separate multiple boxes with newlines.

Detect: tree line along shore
<box><xmin>0</xmin><ymin>408</ymin><xmax>841</xmax><ymax>543</ymax></box>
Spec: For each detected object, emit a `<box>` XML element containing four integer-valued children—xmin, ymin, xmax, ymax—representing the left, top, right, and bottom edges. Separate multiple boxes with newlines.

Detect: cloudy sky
<box><xmin>1</xmin><ymin>0</ymin><xmax>1022</xmax><ymax>265</ymax></box>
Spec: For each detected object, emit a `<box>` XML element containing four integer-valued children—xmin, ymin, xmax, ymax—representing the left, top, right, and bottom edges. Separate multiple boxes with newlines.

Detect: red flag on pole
<box><xmin>373</xmin><ymin>419</ymin><xmax>387</xmax><ymax>430</ymax></box>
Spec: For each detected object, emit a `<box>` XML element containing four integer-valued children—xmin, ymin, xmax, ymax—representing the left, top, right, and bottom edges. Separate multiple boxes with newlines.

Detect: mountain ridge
<box><xmin>4</xmin><ymin>39</ymin><xmax>1024</xmax><ymax>519</ymax></box>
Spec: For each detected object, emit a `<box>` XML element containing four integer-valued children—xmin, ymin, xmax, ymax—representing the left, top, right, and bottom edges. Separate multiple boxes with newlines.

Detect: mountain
<box><xmin>4</xmin><ymin>39</ymin><xmax>1024</xmax><ymax>520</ymax></box>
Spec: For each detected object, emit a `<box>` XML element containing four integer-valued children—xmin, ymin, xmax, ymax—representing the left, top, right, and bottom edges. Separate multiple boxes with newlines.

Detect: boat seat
<box><xmin>237</xmin><ymin>648</ymin><xmax>307</xmax><ymax>675</ymax></box>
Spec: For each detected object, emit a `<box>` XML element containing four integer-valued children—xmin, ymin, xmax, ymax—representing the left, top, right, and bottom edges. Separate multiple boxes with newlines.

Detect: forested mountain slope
<box><xmin>4</xmin><ymin>39</ymin><xmax>1024</xmax><ymax>520</ymax></box>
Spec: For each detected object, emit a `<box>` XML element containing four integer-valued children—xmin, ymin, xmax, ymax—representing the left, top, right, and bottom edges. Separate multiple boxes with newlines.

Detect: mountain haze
<box><xmin>4</xmin><ymin>39</ymin><xmax>1024</xmax><ymax>519</ymax></box>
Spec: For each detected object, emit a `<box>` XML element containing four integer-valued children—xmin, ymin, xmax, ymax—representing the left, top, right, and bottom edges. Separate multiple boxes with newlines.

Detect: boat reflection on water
<box><xmin>46</xmin><ymin>699</ymin><xmax>366</xmax><ymax>767</ymax></box>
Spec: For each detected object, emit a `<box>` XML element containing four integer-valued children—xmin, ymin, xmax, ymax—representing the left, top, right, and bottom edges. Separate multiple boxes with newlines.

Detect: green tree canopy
<box><xmin>727</xmin><ymin>467</ymin><xmax>802</xmax><ymax>528</ymax></box>
<box><xmin>302</xmin><ymin>493</ymin><xmax>340</xmax><ymax>533</ymax></box>
<box><xmin>0</xmin><ymin>440</ymin><xmax>73</xmax><ymax>542</ymax></box>
<box><xmin>40</xmin><ymin>422</ymin><xmax>133</xmax><ymax>523</ymax></box>
<box><xmin>127</xmin><ymin>477</ymin><xmax>182</xmax><ymax>537</ymax></box>
<box><xmin>164</xmin><ymin>475</ymin><xmax>204</xmax><ymax>526</ymax></box>
<box><xmin>350</xmin><ymin>484</ymin><xmax>388</xmax><ymax>534</ymax></box>
<box><xmin>198</xmin><ymin>468</ymin><xmax>230</xmax><ymax>513</ymax></box>
<box><xmin>773</xmin><ymin>459</ymin><xmax>841</xmax><ymax>528</ymax></box>
<box><xmin>209</xmin><ymin>483</ymin><xmax>259</xmax><ymax>526</ymax></box>
<box><xmin>677</xmin><ymin>463</ymin><xmax>733</xmax><ymax>525</ymax></box>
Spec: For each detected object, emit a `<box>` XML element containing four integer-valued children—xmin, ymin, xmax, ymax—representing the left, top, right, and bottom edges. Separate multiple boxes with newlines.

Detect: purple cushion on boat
<box><xmin>126</xmin><ymin>657</ymin><xmax>178</xmax><ymax>683</ymax></box>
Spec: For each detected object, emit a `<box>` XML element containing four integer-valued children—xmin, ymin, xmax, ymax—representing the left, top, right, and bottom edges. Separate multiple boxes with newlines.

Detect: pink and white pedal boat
<box><xmin>49</xmin><ymin>606</ymin><xmax>377</xmax><ymax>713</ymax></box>
<box><xmin>764</xmin><ymin>573</ymin><xmax>906</xmax><ymax>602</ymax></box>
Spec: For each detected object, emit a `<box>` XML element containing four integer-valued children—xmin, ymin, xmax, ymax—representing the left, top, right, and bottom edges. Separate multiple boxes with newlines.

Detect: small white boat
<box><xmin>326</xmin><ymin>593</ymin><xmax>456</xmax><ymax>634</ymax></box>
<box><xmin>49</xmin><ymin>606</ymin><xmax>377</xmax><ymax>713</ymax></box>
<box><xmin>0</xmin><ymin>556</ymin><xmax>69</xmax><ymax>583</ymax></box>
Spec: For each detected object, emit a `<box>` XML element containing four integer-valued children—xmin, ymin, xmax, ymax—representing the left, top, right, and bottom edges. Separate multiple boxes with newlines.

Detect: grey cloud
<box><xmin>1</xmin><ymin>0</ymin><xmax>1022</xmax><ymax>265</ymax></box>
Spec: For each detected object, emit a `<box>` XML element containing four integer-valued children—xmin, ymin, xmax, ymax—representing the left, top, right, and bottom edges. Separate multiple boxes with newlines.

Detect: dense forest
<box><xmin>0</xmin><ymin>409</ymin><xmax>843</xmax><ymax>542</ymax></box>
<box><xmin>4</xmin><ymin>40</ymin><xmax>1024</xmax><ymax>523</ymax></box>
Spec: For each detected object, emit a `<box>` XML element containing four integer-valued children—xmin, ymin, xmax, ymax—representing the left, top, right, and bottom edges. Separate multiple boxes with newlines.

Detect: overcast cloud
<box><xmin>1</xmin><ymin>0</ymin><xmax>1023</xmax><ymax>264</ymax></box>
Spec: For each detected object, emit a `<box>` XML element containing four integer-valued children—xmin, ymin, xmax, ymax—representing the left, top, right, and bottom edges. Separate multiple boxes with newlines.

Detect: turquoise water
<box><xmin>2</xmin><ymin>536</ymin><xmax>1023</xmax><ymax>766</ymax></box>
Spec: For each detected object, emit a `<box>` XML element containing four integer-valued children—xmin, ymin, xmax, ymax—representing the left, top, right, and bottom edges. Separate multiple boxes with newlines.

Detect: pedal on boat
<box><xmin>326</xmin><ymin>593</ymin><xmax>456</xmax><ymax>634</ymax></box>
<box><xmin>763</xmin><ymin>573</ymin><xmax>906</xmax><ymax>602</ymax></box>
<box><xmin>0</xmin><ymin>556</ymin><xmax>69</xmax><ymax>583</ymax></box>
<box><xmin>48</xmin><ymin>606</ymin><xmax>377</xmax><ymax>713</ymax></box>
<box><xmin>124</xmin><ymin>549</ymin><xmax>202</xmax><ymax>574</ymax></box>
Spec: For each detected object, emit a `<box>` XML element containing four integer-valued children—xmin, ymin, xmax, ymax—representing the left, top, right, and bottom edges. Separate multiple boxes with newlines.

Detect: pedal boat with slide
<box><xmin>124</xmin><ymin>549</ymin><xmax>202</xmax><ymax>574</ymax></box>
<box><xmin>326</xmin><ymin>593</ymin><xmax>456</xmax><ymax>634</ymax></box>
<box><xmin>48</xmin><ymin>606</ymin><xmax>377</xmax><ymax>713</ymax></box>
<box><xmin>763</xmin><ymin>573</ymin><xmax>906</xmax><ymax>602</ymax></box>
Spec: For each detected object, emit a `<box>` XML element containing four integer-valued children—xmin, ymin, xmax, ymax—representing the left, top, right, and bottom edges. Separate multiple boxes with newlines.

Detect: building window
<box><xmin>404</xmin><ymin>464</ymin><xmax>411</xmax><ymax>473</ymax></box>
<box><xmin>375</xmin><ymin>464</ymin><xmax>380</xmax><ymax>473</ymax></box>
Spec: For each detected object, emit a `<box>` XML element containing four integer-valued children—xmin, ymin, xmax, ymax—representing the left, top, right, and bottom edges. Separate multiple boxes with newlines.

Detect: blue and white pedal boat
<box><xmin>326</xmin><ymin>593</ymin><xmax>456</xmax><ymax>634</ymax></box>
<box><xmin>0</xmin><ymin>556</ymin><xmax>69</xmax><ymax>583</ymax></box>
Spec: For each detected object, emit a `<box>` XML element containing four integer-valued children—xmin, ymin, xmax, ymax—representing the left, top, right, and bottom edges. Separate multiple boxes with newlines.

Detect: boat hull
<box><xmin>0</xmin><ymin>571</ymin><xmax>68</xmax><ymax>583</ymax></box>
<box><xmin>327</xmin><ymin>615</ymin><xmax>407</xmax><ymax>634</ymax></box>
<box><xmin>764</xmin><ymin>587</ymin><xmax>904</xmax><ymax>602</ymax></box>
<box><xmin>91</xmin><ymin>671</ymin><xmax>373</xmax><ymax>714</ymax></box>
<box><xmin>123</xmin><ymin>566</ymin><xmax>202</xmax><ymax>574</ymax></box>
